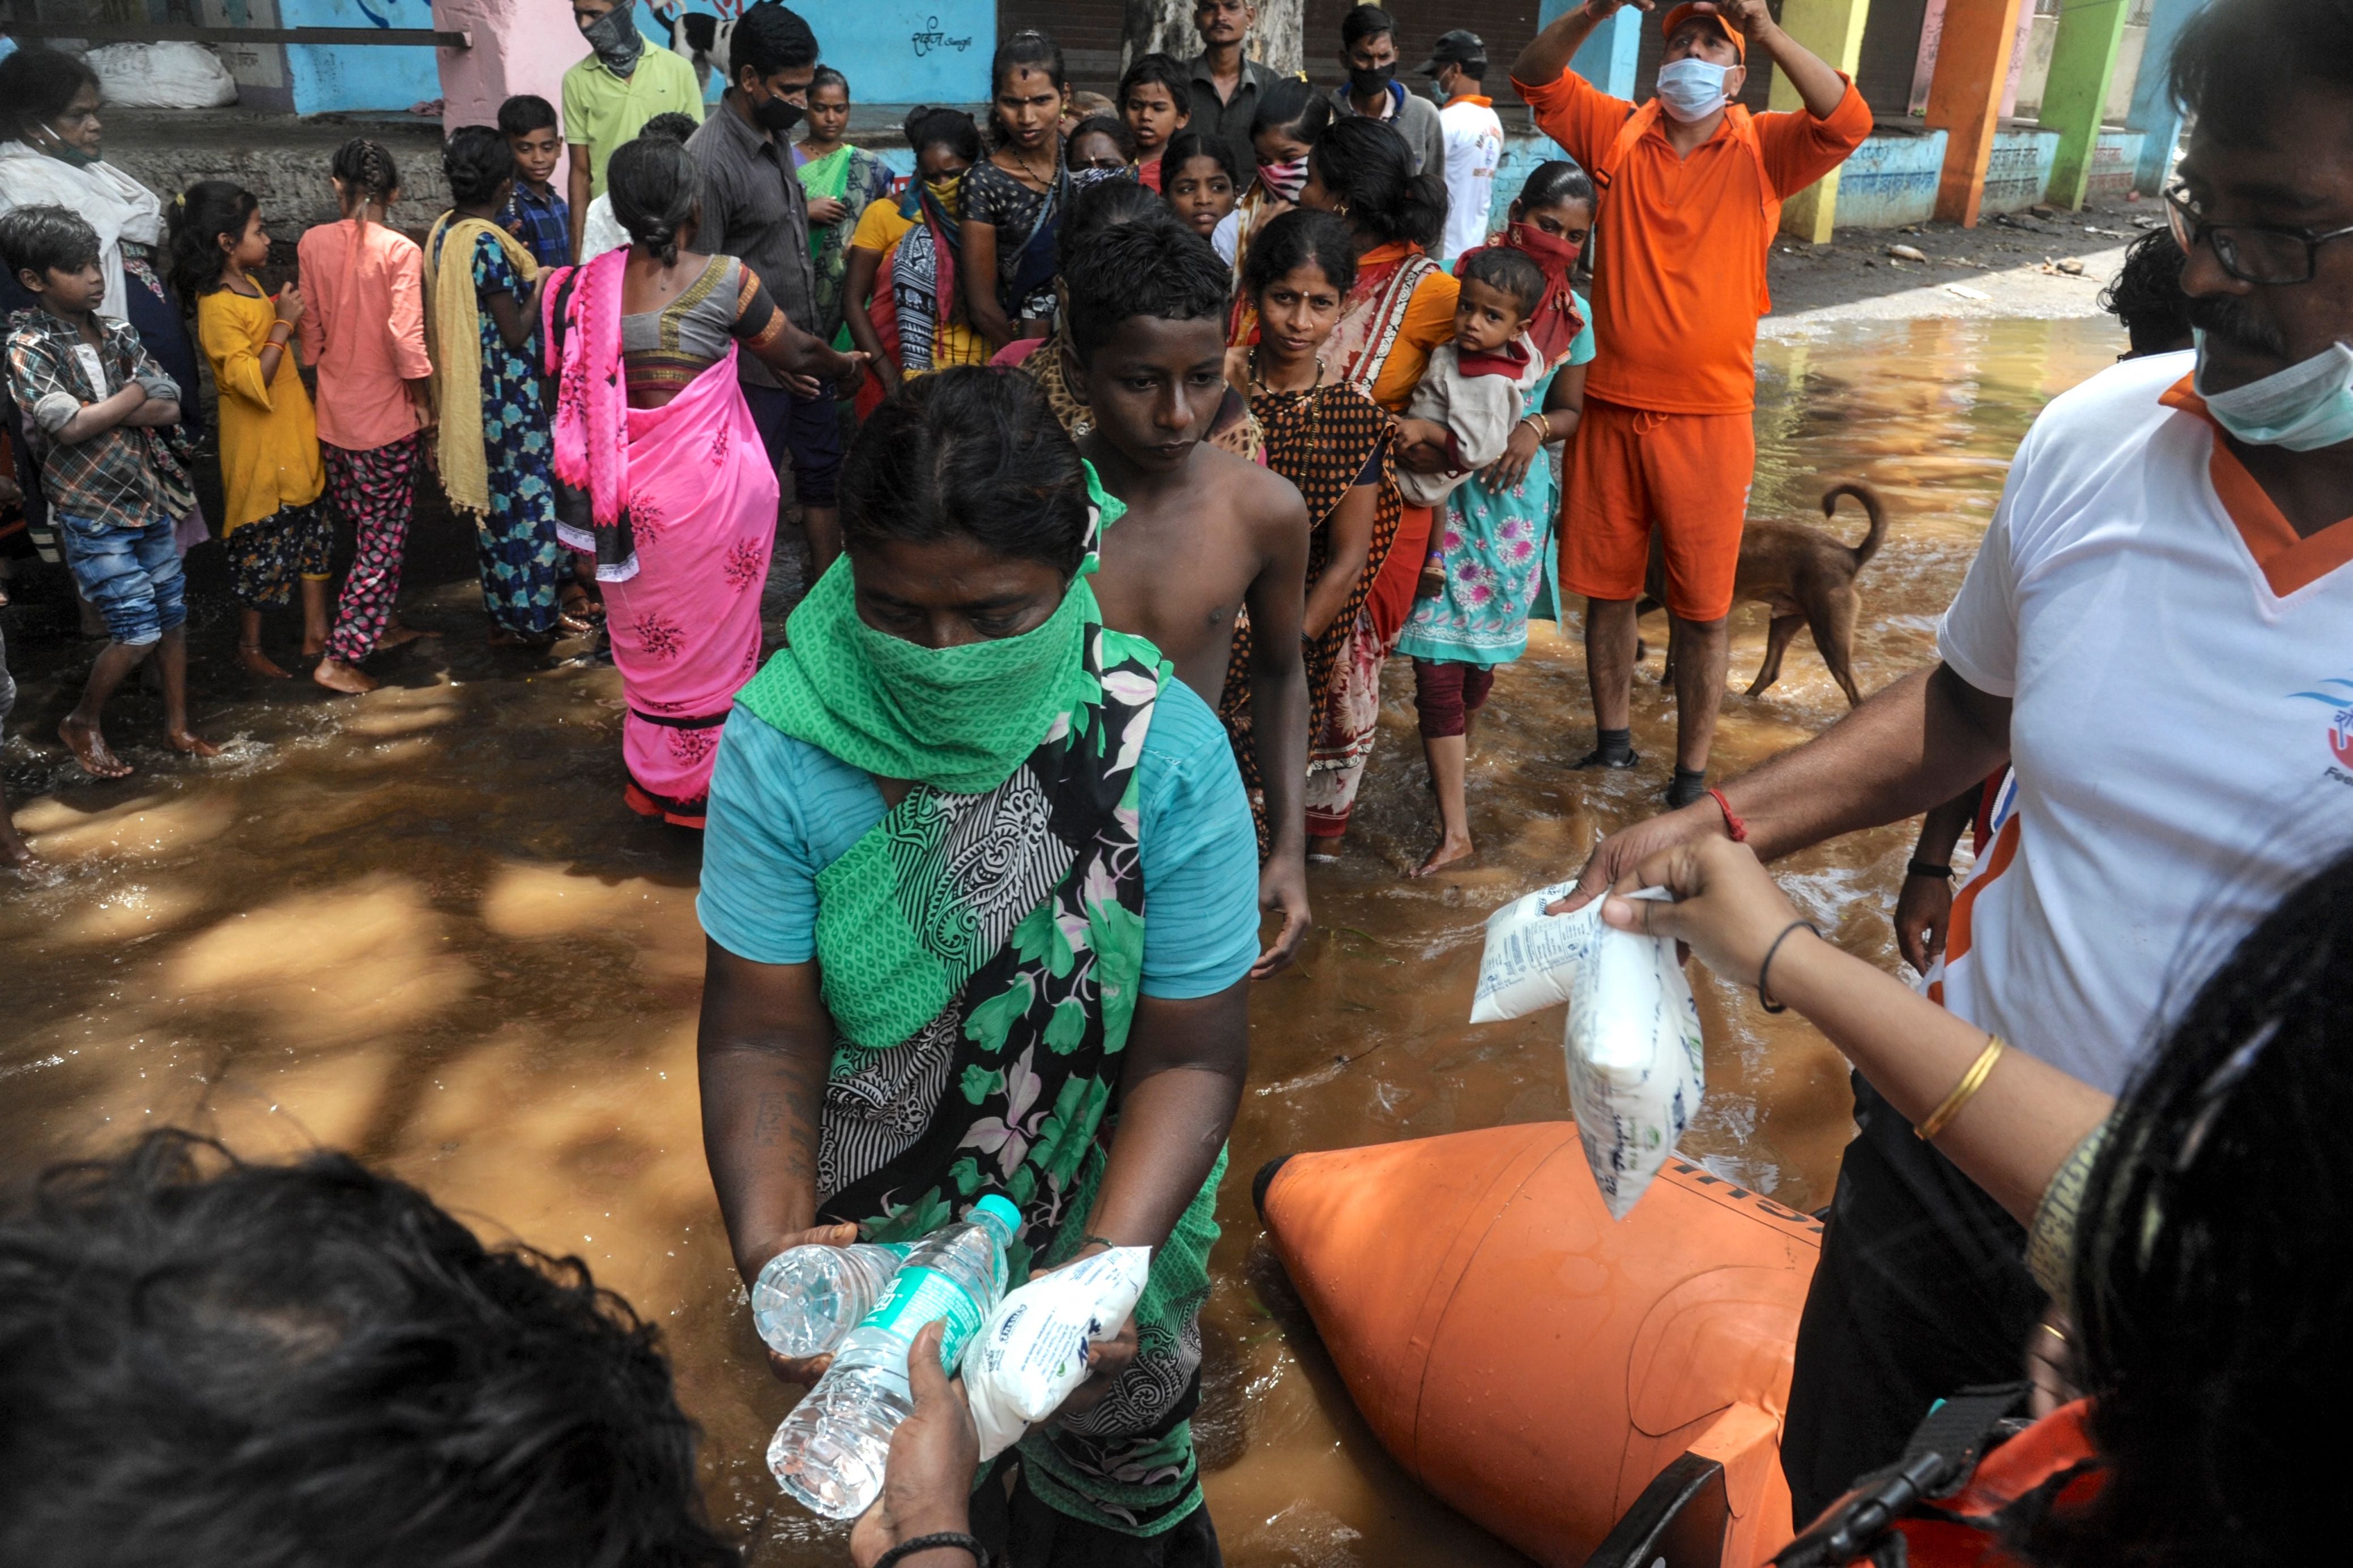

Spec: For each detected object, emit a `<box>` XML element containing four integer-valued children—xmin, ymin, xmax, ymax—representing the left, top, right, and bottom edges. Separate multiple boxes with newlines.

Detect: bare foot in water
<box><xmin>301</xmin><ymin>635</ymin><xmax>328</xmax><ymax>657</ymax></box>
<box><xmin>169</xmin><ymin>729</ymin><xmax>222</xmax><ymax>758</ymax></box>
<box><xmin>59</xmin><ymin>715</ymin><xmax>134</xmax><ymax>778</ymax></box>
<box><xmin>376</xmin><ymin>623</ymin><xmax>430</xmax><ymax>650</ymax></box>
<box><xmin>313</xmin><ymin>656</ymin><xmax>378</xmax><ymax>694</ymax></box>
<box><xmin>237</xmin><ymin>643</ymin><xmax>293</xmax><ymax>679</ymax></box>
<box><xmin>1413</xmin><ymin>833</ymin><xmax>1476</xmax><ymax>878</ymax></box>
<box><xmin>1307</xmin><ymin>836</ymin><xmax>1345</xmax><ymax>865</ymax></box>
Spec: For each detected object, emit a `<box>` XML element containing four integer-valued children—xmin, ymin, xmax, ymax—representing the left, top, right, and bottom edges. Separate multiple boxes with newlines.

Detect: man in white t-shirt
<box><xmin>1423</xmin><ymin>29</ymin><xmax>1504</xmax><ymax>262</ymax></box>
<box><xmin>1563</xmin><ymin>0</ymin><xmax>2353</xmax><ymax>1523</ymax></box>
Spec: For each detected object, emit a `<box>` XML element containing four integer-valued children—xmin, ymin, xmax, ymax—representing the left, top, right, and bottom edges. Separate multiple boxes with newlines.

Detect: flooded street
<box><xmin>0</xmin><ymin>314</ymin><xmax>2121</xmax><ymax>1565</ymax></box>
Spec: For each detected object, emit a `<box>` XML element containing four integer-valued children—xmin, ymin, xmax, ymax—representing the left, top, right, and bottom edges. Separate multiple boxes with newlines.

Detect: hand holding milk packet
<box><xmin>1470</xmin><ymin>884</ymin><xmax>1705</xmax><ymax>1219</ymax></box>
<box><xmin>964</xmin><ymin>1246</ymin><xmax>1151</xmax><ymax>1460</ymax></box>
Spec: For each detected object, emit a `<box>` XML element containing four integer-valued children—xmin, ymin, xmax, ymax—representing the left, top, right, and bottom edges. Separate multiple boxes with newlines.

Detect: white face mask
<box><xmin>2194</xmin><ymin>331</ymin><xmax>2353</xmax><ymax>452</ymax></box>
<box><xmin>1655</xmin><ymin>58</ymin><xmax>1730</xmax><ymax>123</ymax></box>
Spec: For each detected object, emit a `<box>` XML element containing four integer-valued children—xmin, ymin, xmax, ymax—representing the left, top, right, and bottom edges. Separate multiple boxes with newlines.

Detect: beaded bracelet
<box><xmin>872</xmin><ymin>1532</ymin><xmax>984</xmax><ymax>1568</ymax></box>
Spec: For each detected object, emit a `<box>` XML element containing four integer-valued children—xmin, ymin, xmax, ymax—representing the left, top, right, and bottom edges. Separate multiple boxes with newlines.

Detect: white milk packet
<box><xmin>1565</xmin><ymin>889</ymin><xmax>1706</xmax><ymax>1221</ymax></box>
<box><xmin>1469</xmin><ymin>881</ymin><xmax>1605</xmax><ymax>1023</ymax></box>
<box><xmin>964</xmin><ymin>1246</ymin><xmax>1152</xmax><ymax>1460</ymax></box>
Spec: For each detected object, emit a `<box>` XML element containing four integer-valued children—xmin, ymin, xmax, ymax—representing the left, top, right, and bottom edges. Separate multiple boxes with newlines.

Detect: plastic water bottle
<box><xmin>767</xmin><ymin>1194</ymin><xmax>1022</xmax><ymax>1518</ymax></box>
<box><xmin>750</xmin><ymin>1241</ymin><xmax>912</xmax><ymax>1359</ymax></box>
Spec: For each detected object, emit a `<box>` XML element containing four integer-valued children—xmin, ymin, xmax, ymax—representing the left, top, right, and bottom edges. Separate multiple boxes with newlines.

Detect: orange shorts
<box><xmin>1562</xmin><ymin>397</ymin><xmax>1754</xmax><ymax>622</ymax></box>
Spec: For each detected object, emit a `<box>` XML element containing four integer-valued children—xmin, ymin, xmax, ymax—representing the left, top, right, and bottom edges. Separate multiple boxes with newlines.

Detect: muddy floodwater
<box><xmin>0</xmin><ymin>315</ymin><xmax>2121</xmax><ymax>1564</ymax></box>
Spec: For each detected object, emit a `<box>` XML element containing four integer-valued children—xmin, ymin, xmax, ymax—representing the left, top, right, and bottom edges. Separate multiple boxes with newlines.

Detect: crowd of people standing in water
<box><xmin>5</xmin><ymin>1</ymin><xmax>2353</xmax><ymax>1567</ymax></box>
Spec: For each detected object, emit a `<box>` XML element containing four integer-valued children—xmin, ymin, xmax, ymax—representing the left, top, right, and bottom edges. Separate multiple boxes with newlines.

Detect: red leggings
<box><xmin>1413</xmin><ymin>659</ymin><xmax>1495</xmax><ymax>738</ymax></box>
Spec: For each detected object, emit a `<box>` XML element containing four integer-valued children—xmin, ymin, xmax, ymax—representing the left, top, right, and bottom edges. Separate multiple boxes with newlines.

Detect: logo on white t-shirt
<box><xmin>2309</xmin><ymin>680</ymin><xmax>2353</xmax><ymax>781</ymax></box>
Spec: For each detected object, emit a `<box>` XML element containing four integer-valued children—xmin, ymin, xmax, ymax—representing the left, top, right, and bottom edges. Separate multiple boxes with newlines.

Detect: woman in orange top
<box><xmin>1290</xmin><ymin>116</ymin><xmax>1456</xmax><ymax>853</ymax></box>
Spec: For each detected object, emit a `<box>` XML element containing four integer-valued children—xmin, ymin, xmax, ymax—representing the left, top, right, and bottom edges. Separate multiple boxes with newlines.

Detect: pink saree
<box><xmin>544</xmin><ymin>249</ymin><xmax>780</xmax><ymax>827</ymax></box>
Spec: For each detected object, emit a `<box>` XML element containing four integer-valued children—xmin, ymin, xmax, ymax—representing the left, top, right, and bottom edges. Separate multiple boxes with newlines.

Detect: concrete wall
<box><xmin>2011</xmin><ymin>10</ymin><xmax>2058</xmax><ymax>118</ymax></box>
<box><xmin>1828</xmin><ymin>126</ymin><xmax>1952</xmax><ymax>229</ymax></box>
<box><xmin>1983</xmin><ymin>125</ymin><xmax>2060</xmax><ymax>213</ymax></box>
<box><xmin>2083</xmin><ymin>127</ymin><xmax>2145</xmax><ymax>203</ymax></box>
<box><xmin>822</xmin><ymin>0</ymin><xmax>992</xmax><ymax>106</ymax></box>
<box><xmin>283</xmin><ymin>0</ymin><xmax>442</xmax><ymax>113</ymax></box>
<box><xmin>2016</xmin><ymin>14</ymin><xmax>2149</xmax><ymax>126</ymax></box>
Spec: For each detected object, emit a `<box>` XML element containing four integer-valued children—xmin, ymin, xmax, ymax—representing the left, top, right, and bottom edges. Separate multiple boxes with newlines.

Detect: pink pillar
<box><xmin>436</xmin><ymin>0</ymin><xmax>582</xmax><ymax>132</ymax></box>
<box><xmin>1909</xmin><ymin>0</ymin><xmax>1949</xmax><ymax>116</ymax></box>
<box><xmin>1998</xmin><ymin>0</ymin><xmax>2035</xmax><ymax>120</ymax></box>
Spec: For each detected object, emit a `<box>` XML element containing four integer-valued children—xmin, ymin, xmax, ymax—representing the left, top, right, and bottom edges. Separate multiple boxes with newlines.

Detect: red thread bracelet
<box><xmin>1709</xmin><ymin>787</ymin><xmax>1747</xmax><ymax>843</ymax></box>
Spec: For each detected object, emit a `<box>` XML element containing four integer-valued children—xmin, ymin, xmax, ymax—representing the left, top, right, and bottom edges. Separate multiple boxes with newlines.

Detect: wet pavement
<box><xmin>0</xmin><ymin>313</ymin><xmax>2123</xmax><ymax>1565</ymax></box>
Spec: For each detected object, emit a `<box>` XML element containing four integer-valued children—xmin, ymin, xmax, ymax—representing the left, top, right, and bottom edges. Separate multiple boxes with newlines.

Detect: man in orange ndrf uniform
<box><xmin>1510</xmin><ymin>0</ymin><xmax>1869</xmax><ymax>808</ymax></box>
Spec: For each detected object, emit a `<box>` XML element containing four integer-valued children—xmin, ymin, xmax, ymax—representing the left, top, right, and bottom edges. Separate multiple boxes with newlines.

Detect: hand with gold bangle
<box><xmin>1592</xmin><ymin>834</ymin><xmax>2115</xmax><ymax>1227</ymax></box>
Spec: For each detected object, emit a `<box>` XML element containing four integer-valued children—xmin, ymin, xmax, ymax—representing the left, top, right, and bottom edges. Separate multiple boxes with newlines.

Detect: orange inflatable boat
<box><xmin>1254</xmin><ymin>1122</ymin><xmax>1822</xmax><ymax>1568</ymax></box>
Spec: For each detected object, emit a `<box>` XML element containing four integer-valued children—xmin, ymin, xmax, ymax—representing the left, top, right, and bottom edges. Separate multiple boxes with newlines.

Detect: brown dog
<box><xmin>1640</xmin><ymin>482</ymin><xmax>1889</xmax><ymax>708</ymax></box>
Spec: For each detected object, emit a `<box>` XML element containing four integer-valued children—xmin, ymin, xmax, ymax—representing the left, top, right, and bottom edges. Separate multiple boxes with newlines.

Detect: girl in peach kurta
<box><xmin>170</xmin><ymin>181</ymin><xmax>330</xmax><ymax>680</ymax></box>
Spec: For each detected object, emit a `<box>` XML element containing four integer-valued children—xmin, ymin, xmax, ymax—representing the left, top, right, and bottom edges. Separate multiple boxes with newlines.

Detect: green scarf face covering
<box><xmin>739</xmin><ymin>463</ymin><xmax>1127</xmax><ymax>794</ymax></box>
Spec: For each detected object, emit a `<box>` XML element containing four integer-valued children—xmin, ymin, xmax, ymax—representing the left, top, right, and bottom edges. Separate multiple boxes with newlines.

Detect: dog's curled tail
<box><xmin>1822</xmin><ymin>482</ymin><xmax>1889</xmax><ymax>570</ymax></box>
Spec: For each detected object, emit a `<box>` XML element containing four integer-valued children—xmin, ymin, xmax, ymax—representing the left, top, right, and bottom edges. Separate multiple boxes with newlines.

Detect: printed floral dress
<box><xmin>462</xmin><ymin>232</ymin><xmax>565</xmax><ymax>639</ymax></box>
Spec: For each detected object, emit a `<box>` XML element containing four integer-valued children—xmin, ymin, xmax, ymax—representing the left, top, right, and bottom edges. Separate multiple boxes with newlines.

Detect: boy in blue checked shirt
<box><xmin>2</xmin><ymin>206</ymin><xmax>217</xmax><ymax>777</ymax></box>
<box><xmin>498</xmin><ymin>95</ymin><xmax>573</xmax><ymax>268</ymax></box>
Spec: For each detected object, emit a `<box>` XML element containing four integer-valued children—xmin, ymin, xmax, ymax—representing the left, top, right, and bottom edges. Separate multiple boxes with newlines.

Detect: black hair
<box><xmin>0</xmin><ymin>204</ymin><xmax>101</xmax><ymax>286</ymax></box>
<box><xmin>164</xmin><ymin>180</ymin><xmax>260</xmax><ymax>304</ymax></box>
<box><xmin>2168</xmin><ymin>0</ymin><xmax>2353</xmax><ymax>148</ymax></box>
<box><xmin>1243</xmin><ymin>205</ymin><xmax>1359</xmax><ymax>298</ymax></box>
<box><xmin>840</xmin><ymin>366</ymin><xmax>1091</xmax><ymax>576</ymax></box>
<box><xmin>0</xmin><ymin>46</ymin><xmax>101</xmax><ymax>143</ymax></box>
<box><xmin>990</xmin><ymin>29</ymin><xmax>1067</xmax><ymax>145</ymax></box>
<box><xmin>811</xmin><ymin>65</ymin><xmax>848</xmax><ymax>99</ymax></box>
<box><xmin>905</xmin><ymin>105</ymin><xmax>983</xmax><ymax>166</ymax></box>
<box><xmin>1340</xmin><ymin>4</ymin><xmax>1397</xmax><ymax>52</ymax></box>
<box><xmin>0</xmin><ymin>1130</ymin><xmax>739</xmax><ymax>1568</ymax></box>
<box><xmin>2099</xmin><ymin>230</ymin><xmax>2193</xmax><ymax>357</ymax></box>
<box><xmin>2018</xmin><ymin>847</ymin><xmax>2353</xmax><ymax>1568</ymax></box>
<box><xmin>608</xmin><ymin>135</ymin><xmax>702</xmax><ymax>265</ymax></box>
<box><xmin>1062</xmin><ymin>212</ymin><xmax>1230</xmax><ymax>364</ymax></box>
<box><xmin>1161</xmin><ymin>128</ymin><xmax>1239</xmax><ymax>188</ymax></box>
<box><xmin>1312</xmin><ymin>117</ymin><xmax>1447</xmax><ymax>250</ymax></box>
<box><xmin>641</xmin><ymin>111</ymin><xmax>701</xmax><ymax>143</ymax></box>
<box><xmin>1119</xmin><ymin>52</ymin><xmax>1192</xmax><ymax>122</ymax></box>
<box><xmin>1458</xmin><ymin>245</ymin><xmax>1545</xmax><ymax>320</ymax></box>
<box><xmin>1058</xmin><ymin>177</ymin><xmax>1166</xmax><ymax>269</ymax></box>
<box><xmin>442</xmin><ymin>124</ymin><xmax>517</xmax><ymax>208</ymax></box>
<box><xmin>330</xmin><ymin>137</ymin><xmax>401</xmax><ymax>233</ymax></box>
<box><xmin>495</xmin><ymin>93</ymin><xmax>559</xmax><ymax>138</ymax></box>
<box><xmin>1067</xmin><ymin>114</ymin><xmax>1138</xmax><ymax>166</ymax></box>
<box><xmin>1448</xmin><ymin>54</ymin><xmax>1490</xmax><ymax>83</ymax></box>
<box><xmin>1515</xmin><ymin>159</ymin><xmax>1596</xmax><ymax>218</ymax></box>
<box><xmin>1250</xmin><ymin>75</ymin><xmax>1333</xmax><ymax>150</ymax></box>
<box><xmin>729</xmin><ymin>0</ymin><xmax>819</xmax><ymax>83</ymax></box>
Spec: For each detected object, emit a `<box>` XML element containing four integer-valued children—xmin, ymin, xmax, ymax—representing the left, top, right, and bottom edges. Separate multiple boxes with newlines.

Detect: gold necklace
<box><xmin>1248</xmin><ymin>345</ymin><xmax>1324</xmax><ymax>398</ymax></box>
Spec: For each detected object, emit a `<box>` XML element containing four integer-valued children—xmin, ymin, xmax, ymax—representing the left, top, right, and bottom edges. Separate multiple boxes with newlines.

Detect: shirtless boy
<box><xmin>1060</xmin><ymin>212</ymin><xmax>1314</xmax><ymax>975</ymax></box>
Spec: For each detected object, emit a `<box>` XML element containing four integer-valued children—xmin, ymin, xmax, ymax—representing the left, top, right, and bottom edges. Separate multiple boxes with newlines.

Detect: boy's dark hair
<box><xmin>608</xmin><ymin>136</ymin><xmax>702</xmax><ymax>264</ymax></box>
<box><xmin>1067</xmin><ymin>114</ymin><xmax>1138</xmax><ymax>165</ymax></box>
<box><xmin>1058</xmin><ymin>177</ymin><xmax>1166</xmax><ymax>269</ymax></box>
<box><xmin>1458</xmin><ymin>246</ymin><xmax>1545</xmax><ymax>321</ymax></box>
<box><xmin>1243</xmin><ymin>206</ymin><xmax>1359</xmax><ymax>298</ymax></box>
<box><xmin>642</xmin><ymin>112</ymin><xmax>701</xmax><ymax>143</ymax></box>
<box><xmin>1161</xmin><ymin>128</ymin><xmax>1239</xmax><ymax>187</ymax></box>
<box><xmin>442</xmin><ymin>125</ymin><xmax>517</xmax><ymax>208</ymax></box>
<box><xmin>495</xmin><ymin>93</ymin><xmax>559</xmax><ymax>138</ymax></box>
<box><xmin>331</xmin><ymin>138</ymin><xmax>401</xmax><ymax>211</ymax></box>
<box><xmin>904</xmin><ymin>105</ymin><xmax>983</xmax><ymax>165</ymax></box>
<box><xmin>0</xmin><ymin>204</ymin><xmax>101</xmax><ymax>286</ymax></box>
<box><xmin>729</xmin><ymin>0</ymin><xmax>819</xmax><ymax>83</ymax></box>
<box><xmin>1312</xmin><ymin>117</ymin><xmax>1447</xmax><ymax>250</ymax></box>
<box><xmin>0</xmin><ymin>46</ymin><xmax>100</xmax><ymax>143</ymax></box>
<box><xmin>1119</xmin><ymin>52</ymin><xmax>1192</xmax><ymax>122</ymax></box>
<box><xmin>841</xmin><ymin>366</ymin><xmax>1090</xmax><ymax>576</ymax></box>
<box><xmin>811</xmin><ymin>64</ymin><xmax>849</xmax><ymax>98</ymax></box>
<box><xmin>1251</xmin><ymin>75</ymin><xmax>1333</xmax><ymax>149</ymax></box>
<box><xmin>1516</xmin><ymin>159</ymin><xmax>1596</xmax><ymax>217</ymax></box>
<box><xmin>2099</xmin><ymin>230</ymin><xmax>2193</xmax><ymax>357</ymax></box>
<box><xmin>0</xmin><ymin>1130</ymin><xmax>740</xmax><ymax>1568</ymax></box>
<box><xmin>1340</xmin><ymin>3</ymin><xmax>1397</xmax><ymax>52</ymax></box>
<box><xmin>164</xmin><ymin>181</ymin><xmax>261</xmax><ymax>304</ymax></box>
<box><xmin>1063</xmin><ymin>212</ymin><xmax>1230</xmax><ymax>365</ymax></box>
<box><xmin>2168</xmin><ymin>0</ymin><xmax>2353</xmax><ymax>148</ymax></box>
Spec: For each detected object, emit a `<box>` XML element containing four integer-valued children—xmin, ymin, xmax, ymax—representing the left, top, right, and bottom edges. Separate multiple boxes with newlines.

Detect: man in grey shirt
<box><xmin>1329</xmin><ymin>3</ymin><xmax>1443</xmax><ymax>176</ymax></box>
<box><xmin>1183</xmin><ymin>0</ymin><xmax>1285</xmax><ymax>183</ymax></box>
<box><xmin>684</xmin><ymin>1</ymin><xmax>841</xmax><ymax>562</ymax></box>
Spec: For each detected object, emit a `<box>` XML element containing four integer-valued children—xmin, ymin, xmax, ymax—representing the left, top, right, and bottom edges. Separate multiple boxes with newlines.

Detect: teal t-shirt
<box><xmin>698</xmin><ymin>677</ymin><xmax>1261</xmax><ymax>1000</ymax></box>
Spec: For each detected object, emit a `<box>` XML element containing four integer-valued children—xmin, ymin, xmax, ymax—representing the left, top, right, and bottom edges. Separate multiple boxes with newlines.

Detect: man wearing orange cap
<box><xmin>1510</xmin><ymin>0</ymin><xmax>1869</xmax><ymax>809</ymax></box>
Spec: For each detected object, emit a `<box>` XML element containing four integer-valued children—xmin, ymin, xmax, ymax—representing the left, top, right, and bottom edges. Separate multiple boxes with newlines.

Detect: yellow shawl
<box><xmin>422</xmin><ymin>213</ymin><xmax>542</xmax><ymax>518</ymax></box>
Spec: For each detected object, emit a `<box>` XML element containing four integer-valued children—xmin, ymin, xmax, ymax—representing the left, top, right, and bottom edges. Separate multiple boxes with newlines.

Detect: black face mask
<box><xmin>1347</xmin><ymin>62</ymin><xmax>1396</xmax><ymax>96</ymax></box>
<box><xmin>752</xmin><ymin>91</ymin><xmax>804</xmax><ymax>135</ymax></box>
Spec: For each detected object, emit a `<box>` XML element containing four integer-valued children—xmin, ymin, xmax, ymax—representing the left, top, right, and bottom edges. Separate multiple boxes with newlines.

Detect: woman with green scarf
<box><xmin>794</xmin><ymin>66</ymin><xmax>892</xmax><ymax>349</ymax></box>
<box><xmin>697</xmin><ymin>366</ymin><xmax>1258</xmax><ymax>1561</ymax></box>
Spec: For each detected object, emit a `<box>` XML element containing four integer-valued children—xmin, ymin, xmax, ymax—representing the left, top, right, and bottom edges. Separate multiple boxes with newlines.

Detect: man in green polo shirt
<box><xmin>563</xmin><ymin>0</ymin><xmax>705</xmax><ymax>260</ymax></box>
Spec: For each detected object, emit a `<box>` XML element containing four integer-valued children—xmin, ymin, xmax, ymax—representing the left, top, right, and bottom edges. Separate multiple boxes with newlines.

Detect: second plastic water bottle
<box><xmin>767</xmin><ymin>1194</ymin><xmax>1022</xmax><ymax>1519</ymax></box>
<box><xmin>751</xmin><ymin>1241</ymin><xmax>911</xmax><ymax>1359</ymax></box>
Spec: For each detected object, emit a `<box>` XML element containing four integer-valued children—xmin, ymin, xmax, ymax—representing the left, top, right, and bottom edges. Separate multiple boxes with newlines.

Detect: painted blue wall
<box><xmin>1983</xmin><ymin>127</ymin><xmax>2061</xmax><ymax>216</ymax></box>
<box><xmin>816</xmin><ymin>0</ymin><xmax>990</xmax><ymax>105</ymax></box>
<box><xmin>1830</xmin><ymin>128</ymin><xmax>1950</xmax><ymax>230</ymax></box>
<box><xmin>281</xmin><ymin>0</ymin><xmax>440</xmax><ymax>113</ymax></box>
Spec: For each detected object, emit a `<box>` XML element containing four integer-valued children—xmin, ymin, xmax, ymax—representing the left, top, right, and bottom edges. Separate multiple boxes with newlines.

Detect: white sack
<box><xmin>87</xmin><ymin>42</ymin><xmax>238</xmax><ymax>109</ymax></box>
<box><xmin>964</xmin><ymin>1247</ymin><xmax>1150</xmax><ymax>1461</ymax></box>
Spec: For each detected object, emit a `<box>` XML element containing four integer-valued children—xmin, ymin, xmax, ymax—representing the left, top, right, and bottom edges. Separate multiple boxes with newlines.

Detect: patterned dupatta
<box><xmin>539</xmin><ymin>248</ymin><xmax>637</xmax><ymax>580</ymax></box>
<box><xmin>1318</xmin><ymin>245</ymin><xmax>1442</xmax><ymax>396</ymax></box>
<box><xmin>801</xmin><ymin>144</ymin><xmax>889</xmax><ymax>344</ymax></box>
<box><xmin>892</xmin><ymin>181</ymin><xmax>962</xmax><ymax>374</ymax></box>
